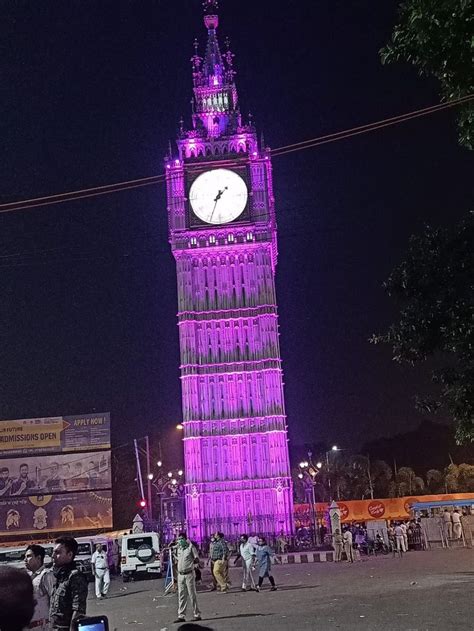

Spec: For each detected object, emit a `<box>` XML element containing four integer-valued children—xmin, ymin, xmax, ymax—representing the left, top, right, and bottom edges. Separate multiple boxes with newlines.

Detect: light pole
<box><xmin>150</xmin><ymin>462</ymin><xmax>185</xmax><ymax>541</ymax></box>
<box><xmin>298</xmin><ymin>453</ymin><xmax>323</xmax><ymax>545</ymax></box>
<box><xmin>325</xmin><ymin>445</ymin><xmax>339</xmax><ymax>501</ymax></box>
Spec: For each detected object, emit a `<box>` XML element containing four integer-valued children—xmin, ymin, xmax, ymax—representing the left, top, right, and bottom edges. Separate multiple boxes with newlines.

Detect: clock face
<box><xmin>189</xmin><ymin>168</ymin><xmax>248</xmax><ymax>225</ymax></box>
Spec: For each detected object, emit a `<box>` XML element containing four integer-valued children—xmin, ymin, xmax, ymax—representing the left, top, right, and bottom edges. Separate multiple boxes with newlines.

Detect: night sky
<box><xmin>2</xmin><ymin>1</ymin><xmax>473</xmax><ymax>460</ymax></box>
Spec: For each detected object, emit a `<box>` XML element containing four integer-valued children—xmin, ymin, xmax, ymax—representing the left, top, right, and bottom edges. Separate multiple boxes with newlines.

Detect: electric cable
<box><xmin>0</xmin><ymin>95</ymin><xmax>471</xmax><ymax>215</ymax></box>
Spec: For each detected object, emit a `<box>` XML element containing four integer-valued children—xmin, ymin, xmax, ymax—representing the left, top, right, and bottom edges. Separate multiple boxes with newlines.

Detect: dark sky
<box><xmin>2</xmin><ymin>1</ymin><xmax>472</xmax><ymax>457</ymax></box>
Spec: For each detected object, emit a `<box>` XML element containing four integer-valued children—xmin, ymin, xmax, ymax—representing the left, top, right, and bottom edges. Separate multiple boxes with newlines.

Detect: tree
<box><xmin>394</xmin><ymin>466</ymin><xmax>425</xmax><ymax>496</ymax></box>
<box><xmin>371</xmin><ymin>213</ymin><xmax>474</xmax><ymax>444</ymax></box>
<box><xmin>426</xmin><ymin>468</ymin><xmax>444</xmax><ymax>493</ymax></box>
<box><xmin>381</xmin><ymin>0</ymin><xmax>474</xmax><ymax>149</ymax></box>
<box><xmin>371</xmin><ymin>460</ymin><xmax>395</xmax><ymax>498</ymax></box>
<box><xmin>444</xmin><ymin>462</ymin><xmax>474</xmax><ymax>492</ymax></box>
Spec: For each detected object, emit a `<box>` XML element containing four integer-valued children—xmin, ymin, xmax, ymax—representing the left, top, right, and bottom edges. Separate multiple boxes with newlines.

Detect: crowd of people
<box><xmin>170</xmin><ymin>531</ymin><xmax>278</xmax><ymax>624</ymax></box>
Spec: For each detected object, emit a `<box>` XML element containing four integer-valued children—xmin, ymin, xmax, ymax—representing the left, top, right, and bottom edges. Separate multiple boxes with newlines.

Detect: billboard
<box><xmin>0</xmin><ymin>413</ymin><xmax>111</xmax><ymax>456</ymax></box>
<box><xmin>0</xmin><ymin>413</ymin><xmax>113</xmax><ymax>536</ymax></box>
<box><xmin>0</xmin><ymin>451</ymin><xmax>111</xmax><ymax>497</ymax></box>
<box><xmin>0</xmin><ymin>491</ymin><xmax>113</xmax><ymax>536</ymax></box>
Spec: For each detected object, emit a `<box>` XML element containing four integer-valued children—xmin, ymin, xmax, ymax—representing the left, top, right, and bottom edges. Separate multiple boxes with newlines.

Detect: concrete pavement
<box><xmin>88</xmin><ymin>548</ymin><xmax>474</xmax><ymax>630</ymax></box>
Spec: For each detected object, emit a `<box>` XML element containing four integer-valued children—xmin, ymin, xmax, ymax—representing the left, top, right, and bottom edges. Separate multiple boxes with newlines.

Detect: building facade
<box><xmin>166</xmin><ymin>0</ymin><xmax>293</xmax><ymax>541</ymax></box>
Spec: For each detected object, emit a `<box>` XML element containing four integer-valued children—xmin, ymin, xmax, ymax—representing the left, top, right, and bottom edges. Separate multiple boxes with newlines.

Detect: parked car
<box><xmin>120</xmin><ymin>532</ymin><xmax>161</xmax><ymax>581</ymax></box>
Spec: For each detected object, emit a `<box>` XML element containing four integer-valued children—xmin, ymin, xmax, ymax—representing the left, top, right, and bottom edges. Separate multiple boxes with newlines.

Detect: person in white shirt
<box><xmin>394</xmin><ymin>523</ymin><xmax>405</xmax><ymax>555</ymax></box>
<box><xmin>234</xmin><ymin>534</ymin><xmax>256</xmax><ymax>590</ymax></box>
<box><xmin>442</xmin><ymin>509</ymin><xmax>453</xmax><ymax>539</ymax></box>
<box><xmin>174</xmin><ymin>532</ymin><xmax>201</xmax><ymax>624</ymax></box>
<box><xmin>452</xmin><ymin>509</ymin><xmax>462</xmax><ymax>539</ymax></box>
<box><xmin>343</xmin><ymin>528</ymin><xmax>354</xmax><ymax>563</ymax></box>
<box><xmin>91</xmin><ymin>543</ymin><xmax>110</xmax><ymax>599</ymax></box>
<box><xmin>25</xmin><ymin>544</ymin><xmax>55</xmax><ymax>630</ymax></box>
<box><xmin>400</xmin><ymin>522</ymin><xmax>408</xmax><ymax>552</ymax></box>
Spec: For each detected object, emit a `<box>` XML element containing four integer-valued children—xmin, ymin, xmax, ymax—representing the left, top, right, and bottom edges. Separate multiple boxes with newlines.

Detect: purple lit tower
<box><xmin>165</xmin><ymin>0</ymin><xmax>293</xmax><ymax>541</ymax></box>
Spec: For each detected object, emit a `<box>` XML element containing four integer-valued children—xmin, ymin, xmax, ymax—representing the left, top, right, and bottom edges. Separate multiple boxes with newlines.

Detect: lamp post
<box><xmin>298</xmin><ymin>453</ymin><xmax>323</xmax><ymax>546</ymax></box>
<box><xmin>325</xmin><ymin>445</ymin><xmax>340</xmax><ymax>502</ymax></box>
<box><xmin>150</xmin><ymin>462</ymin><xmax>185</xmax><ymax>541</ymax></box>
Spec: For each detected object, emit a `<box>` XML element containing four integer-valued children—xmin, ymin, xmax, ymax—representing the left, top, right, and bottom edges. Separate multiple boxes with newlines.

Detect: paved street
<box><xmin>88</xmin><ymin>548</ymin><xmax>474</xmax><ymax>630</ymax></box>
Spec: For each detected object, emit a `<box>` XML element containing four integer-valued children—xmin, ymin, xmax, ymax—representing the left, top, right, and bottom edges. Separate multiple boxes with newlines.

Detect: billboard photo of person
<box><xmin>10</xmin><ymin>463</ymin><xmax>36</xmax><ymax>496</ymax></box>
<box><xmin>0</xmin><ymin>467</ymin><xmax>12</xmax><ymax>497</ymax></box>
<box><xmin>70</xmin><ymin>461</ymin><xmax>90</xmax><ymax>491</ymax></box>
<box><xmin>44</xmin><ymin>462</ymin><xmax>65</xmax><ymax>493</ymax></box>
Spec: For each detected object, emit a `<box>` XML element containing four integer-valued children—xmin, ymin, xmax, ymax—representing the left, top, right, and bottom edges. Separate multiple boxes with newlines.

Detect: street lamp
<box><xmin>176</xmin><ymin>424</ymin><xmax>184</xmax><ymax>431</ymax></box>
<box><xmin>147</xmin><ymin>473</ymin><xmax>154</xmax><ymax>481</ymax></box>
<box><xmin>157</xmin><ymin>460</ymin><xmax>163</xmax><ymax>468</ymax></box>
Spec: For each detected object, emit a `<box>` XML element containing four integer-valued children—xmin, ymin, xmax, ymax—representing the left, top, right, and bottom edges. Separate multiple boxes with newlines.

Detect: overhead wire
<box><xmin>0</xmin><ymin>95</ymin><xmax>472</xmax><ymax>215</ymax></box>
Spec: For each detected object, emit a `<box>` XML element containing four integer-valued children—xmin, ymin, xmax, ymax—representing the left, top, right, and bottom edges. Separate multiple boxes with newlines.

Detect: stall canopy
<box><xmin>411</xmin><ymin>499</ymin><xmax>474</xmax><ymax>511</ymax></box>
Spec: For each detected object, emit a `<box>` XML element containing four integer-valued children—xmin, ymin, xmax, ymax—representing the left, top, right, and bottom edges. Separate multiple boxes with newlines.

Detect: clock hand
<box><xmin>210</xmin><ymin>187</ymin><xmax>228</xmax><ymax>222</ymax></box>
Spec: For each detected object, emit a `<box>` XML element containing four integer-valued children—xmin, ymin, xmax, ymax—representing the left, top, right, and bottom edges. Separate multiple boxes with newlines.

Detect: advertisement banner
<box><xmin>0</xmin><ymin>413</ymin><xmax>110</xmax><ymax>456</ymax></box>
<box><xmin>294</xmin><ymin>492</ymin><xmax>474</xmax><ymax>525</ymax></box>
<box><xmin>0</xmin><ymin>491</ymin><xmax>113</xmax><ymax>536</ymax></box>
<box><xmin>0</xmin><ymin>451</ymin><xmax>111</xmax><ymax>498</ymax></box>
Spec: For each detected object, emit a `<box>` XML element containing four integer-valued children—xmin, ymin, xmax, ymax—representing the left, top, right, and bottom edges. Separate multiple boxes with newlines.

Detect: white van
<box><xmin>120</xmin><ymin>532</ymin><xmax>161</xmax><ymax>581</ymax></box>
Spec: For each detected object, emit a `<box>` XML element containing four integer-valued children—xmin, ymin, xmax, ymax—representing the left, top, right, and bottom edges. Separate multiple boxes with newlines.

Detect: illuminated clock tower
<box><xmin>166</xmin><ymin>0</ymin><xmax>293</xmax><ymax>541</ymax></box>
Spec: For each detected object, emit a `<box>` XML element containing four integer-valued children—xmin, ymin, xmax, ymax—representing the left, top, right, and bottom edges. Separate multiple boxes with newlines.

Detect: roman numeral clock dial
<box><xmin>189</xmin><ymin>168</ymin><xmax>248</xmax><ymax>225</ymax></box>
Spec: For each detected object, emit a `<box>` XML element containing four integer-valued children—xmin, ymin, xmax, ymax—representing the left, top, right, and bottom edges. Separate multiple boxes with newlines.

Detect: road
<box><xmin>88</xmin><ymin>548</ymin><xmax>474</xmax><ymax>630</ymax></box>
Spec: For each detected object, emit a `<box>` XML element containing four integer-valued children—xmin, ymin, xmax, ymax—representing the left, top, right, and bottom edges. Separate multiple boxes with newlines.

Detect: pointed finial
<box><xmin>203</xmin><ymin>0</ymin><xmax>219</xmax><ymax>30</ymax></box>
<box><xmin>260</xmin><ymin>131</ymin><xmax>265</xmax><ymax>149</ymax></box>
<box><xmin>194</xmin><ymin>38</ymin><xmax>199</xmax><ymax>53</ymax></box>
<box><xmin>168</xmin><ymin>140</ymin><xmax>173</xmax><ymax>156</ymax></box>
<box><xmin>179</xmin><ymin>117</ymin><xmax>184</xmax><ymax>134</ymax></box>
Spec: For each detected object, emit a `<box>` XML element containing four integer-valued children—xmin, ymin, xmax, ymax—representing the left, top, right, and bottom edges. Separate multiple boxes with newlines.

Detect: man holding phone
<box><xmin>50</xmin><ymin>537</ymin><xmax>88</xmax><ymax>631</ymax></box>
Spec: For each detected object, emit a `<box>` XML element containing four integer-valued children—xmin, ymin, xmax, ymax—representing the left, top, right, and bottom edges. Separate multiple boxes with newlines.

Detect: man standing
<box><xmin>0</xmin><ymin>566</ymin><xmax>36</xmax><ymax>631</ymax></box>
<box><xmin>276</xmin><ymin>531</ymin><xmax>288</xmax><ymax>555</ymax></box>
<box><xmin>394</xmin><ymin>523</ymin><xmax>405</xmax><ymax>555</ymax></box>
<box><xmin>25</xmin><ymin>544</ymin><xmax>55</xmax><ymax>631</ymax></box>
<box><xmin>332</xmin><ymin>529</ymin><xmax>343</xmax><ymax>562</ymax></box>
<box><xmin>400</xmin><ymin>521</ymin><xmax>409</xmax><ymax>552</ymax></box>
<box><xmin>452</xmin><ymin>509</ymin><xmax>463</xmax><ymax>539</ymax></box>
<box><xmin>234</xmin><ymin>534</ymin><xmax>256</xmax><ymax>591</ymax></box>
<box><xmin>49</xmin><ymin>537</ymin><xmax>88</xmax><ymax>631</ymax></box>
<box><xmin>343</xmin><ymin>528</ymin><xmax>354</xmax><ymax>563</ymax></box>
<box><xmin>211</xmin><ymin>532</ymin><xmax>229</xmax><ymax>593</ymax></box>
<box><xmin>174</xmin><ymin>532</ymin><xmax>201</xmax><ymax>624</ymax></box>
<box><xmin>442</xmin><ymin>509</ymin><xmax>453</xmax><ymax>540</ymax></box>
<box><xmin>91</xmin><ymin>543</ymin><xmax>110</xmax><ymax>600</ymax></box>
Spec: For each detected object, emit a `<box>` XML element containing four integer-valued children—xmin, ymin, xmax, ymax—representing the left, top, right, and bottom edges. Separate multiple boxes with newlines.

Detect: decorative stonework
<box><xmin>166</xmin><ymin>2</ymin><xmax>293</xmax><ymax>541</ymax></box>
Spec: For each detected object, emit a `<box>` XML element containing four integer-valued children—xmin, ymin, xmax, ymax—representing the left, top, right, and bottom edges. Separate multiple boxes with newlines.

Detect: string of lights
<box><xmin>0</xmin><ymin>95</ymin><xmax>471</xmax><ymax>215</ymax></box>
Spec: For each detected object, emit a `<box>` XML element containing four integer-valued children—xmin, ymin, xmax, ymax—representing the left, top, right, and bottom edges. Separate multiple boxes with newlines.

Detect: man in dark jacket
<box><xmin>50</xmin><ymin>537</ymin><xmax>88</xmax><ymax>631</ymax></box>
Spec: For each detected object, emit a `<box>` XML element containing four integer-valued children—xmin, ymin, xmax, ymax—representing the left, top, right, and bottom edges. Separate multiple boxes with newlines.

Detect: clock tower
<box><xmin>166</xmin><ymin>0</ymin><xmax>293</xmax><ymax>541</ymax></box>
